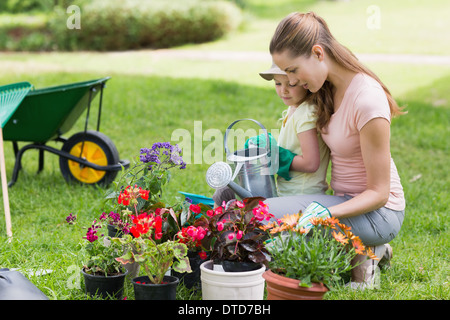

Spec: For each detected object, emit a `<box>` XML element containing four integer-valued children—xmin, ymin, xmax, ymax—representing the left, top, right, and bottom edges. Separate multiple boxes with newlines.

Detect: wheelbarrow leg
<box><xmin>12</xmin><ymin>142</ymin><xmax>22</xmax><ymax>173</ymax></box>
<box><xmin>38</xmin><ymin>149</ymin><xmax>44</xmax><ymax>173</ymax></box>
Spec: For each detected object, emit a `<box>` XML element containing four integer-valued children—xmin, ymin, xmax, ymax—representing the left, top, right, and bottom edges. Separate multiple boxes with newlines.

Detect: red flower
<box><xmin>139</xmin><ymin>189</ymin><xmax>150</xmax><ymax>201</ymax></box>
<box><xmin>189</xmin><ymin>204</ymin><xmax>201</xmax><ymax>214</ymax></box>
<box><xmin>118</xmin><ymin>189</ymin><xmax>131</xmax><ymax>206</ymax></box>
<box><xmin>153</xmin><ymin>215</ymin><xmax>163</xmax><ymax>240</ymax></box>
<box><xmin>198</xmin><ymin>251</ymin><xmax>207</xmax><ymax>260</ymax></box>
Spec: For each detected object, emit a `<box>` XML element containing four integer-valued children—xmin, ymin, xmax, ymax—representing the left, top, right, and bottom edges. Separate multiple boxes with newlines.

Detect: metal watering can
<box><xmin>206</xmin><ymin>119</ymin><xmax>277</xmax><ymax>199</ymax></box>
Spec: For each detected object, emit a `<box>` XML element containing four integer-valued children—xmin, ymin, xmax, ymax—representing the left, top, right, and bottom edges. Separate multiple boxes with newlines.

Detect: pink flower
<box><xmin>217</xmin><ymin>221</ymin><xmax>224</xmax><ymax>231</ymax></box>
<box><xmin>186</xmin><ymin>226</ymin><xmax>197</xmax><ymax>238</ymax></box>
<box><xmin>228</xmin><ymin>232</ymin><xmax>235</xmax><ymax>240</ymax></box>
<box><xmin>196</xmin><ymin>226</ymin><xmax>206</xmax><ymax>240</ymax></box>
<box><xmin>236</xmin><ymin>230</ymin><xmax>243</xmax><ymax>240</ymax></box>
<box><xmin>214</xmin><ymin>206</ymin><xmax>222</xmax><ymax>215</ymax></box>
<box><xmin>236</xmin><ymin>201</ymin><xmax>244</xmax><ymax>208</ymax></box>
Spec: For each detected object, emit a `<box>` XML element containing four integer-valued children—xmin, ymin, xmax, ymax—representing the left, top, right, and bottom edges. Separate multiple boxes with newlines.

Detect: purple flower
<box><xmin>84</xmin><ymin>227</ymin><xmax>98</xmax><ymax>243</ymax></box>
<box><xmin>66</xmin><ymin>213</ymin><xmax>77</xmax><ymax>225</ymax></box>
<box><xmin>139</xmin><ymin>142</ymin><xmax>186</xmax><ymax>170</ymax></box>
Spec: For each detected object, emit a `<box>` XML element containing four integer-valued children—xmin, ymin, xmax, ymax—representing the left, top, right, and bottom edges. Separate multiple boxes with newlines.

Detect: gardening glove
<box><xmin>244</xmin><ymin>133</ymin><xmax>296</xmax><ymax>181</ymax></box>
<box><xmin>295</xmin><ymin>201</ymin><xmax>331</xmax><ymax>232</ymax></box>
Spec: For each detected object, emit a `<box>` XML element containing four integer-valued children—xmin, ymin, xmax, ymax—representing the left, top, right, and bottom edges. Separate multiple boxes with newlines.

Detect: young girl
<box><xmin>212</xmin><ymin>63</ymin><xmax>329</xmax><ymax>205</ymax></box>
<box><xmin>259</xmin><ymin>63</ymin><xmax>329</xmax><ymax>196</ymax></box>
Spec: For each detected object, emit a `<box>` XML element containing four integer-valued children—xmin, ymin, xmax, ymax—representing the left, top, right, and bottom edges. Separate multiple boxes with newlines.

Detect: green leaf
<box><xmin>115</xmin><ymin>250</ymin><xmax>135</xmax><ymax>265</ymax></box>
<box><xmin>172</xmin><ymin>242</ymin><xmax>188</xmax><ymax>259</ymax></box>
<box><xmin>172</xmin><ymin>257</ymin><xmax>192</xmax><ymax>273</ymax></box>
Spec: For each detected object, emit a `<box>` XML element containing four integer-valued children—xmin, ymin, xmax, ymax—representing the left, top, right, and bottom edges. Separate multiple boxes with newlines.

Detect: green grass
<box><xmin>0</xmin><ymin>0</ymin><xmax>449</xmax><ymax>300</ymax></box>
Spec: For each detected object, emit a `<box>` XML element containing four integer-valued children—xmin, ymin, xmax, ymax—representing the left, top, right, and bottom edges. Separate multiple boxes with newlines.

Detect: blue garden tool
<box><xmin>0</xmin><ymin>81</ymin><xmax>33</xmax><ymax>238</ymax></box>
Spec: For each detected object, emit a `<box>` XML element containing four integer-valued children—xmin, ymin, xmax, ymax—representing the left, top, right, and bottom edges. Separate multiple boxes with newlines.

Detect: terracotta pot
<box><xmin>262</xmin><ymin>269</ymin><xmax>328</xmax><ymax>300</ymax></box>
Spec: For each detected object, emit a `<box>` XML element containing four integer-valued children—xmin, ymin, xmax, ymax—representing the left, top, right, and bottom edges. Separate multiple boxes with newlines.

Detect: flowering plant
<box><xmin>112</xmin><ymin>210</ymin><xmax>192</xmax><ymax>284</ymax></box>
<box><xmin>262</xmin><ymin>214</ymin><xmax>377</xmax><ymax>287</ymax></box>
<box><xmin>66</xmin><ymin>213</ymin><xmax>125</xmax><ymax>276</ymax></box>
<box><xmin>202</xmin><ymin>197</ymin><xmax>273</xmax><ymax>268</ymax></box>
<box><xmin>103</xmin><ymin>142</ymin><xmax>186</xmax><ymax>234</ymax></box>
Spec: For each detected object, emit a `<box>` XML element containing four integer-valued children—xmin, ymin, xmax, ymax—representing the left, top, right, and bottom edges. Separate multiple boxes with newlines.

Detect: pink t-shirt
<box><xmin>322</xmin><ymin>73</ymin><xmax>405</xmax><ymax>211</ymax></box>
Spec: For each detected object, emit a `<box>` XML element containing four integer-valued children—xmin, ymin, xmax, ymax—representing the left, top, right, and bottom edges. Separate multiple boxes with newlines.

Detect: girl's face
<box><xmin>273</xmin><ymin>74</ymin><xmax>307</xmax><ymax>107</ymax></box>
<box><xmin>272</xmin><ymin>47</ymin><xmax>328</xmax><ymax>93</ymax></box>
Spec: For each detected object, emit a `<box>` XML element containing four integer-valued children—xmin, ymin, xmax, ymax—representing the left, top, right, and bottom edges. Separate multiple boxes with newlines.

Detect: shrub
<box><xmin>0</xmin><ymin>13</ymin><xmax>53</xmax><ymax>51</ymax></box>
<box><xmin>49</xmin><ymin>0</ymin><xmax>243</xmax><ymax>51</ymax></box>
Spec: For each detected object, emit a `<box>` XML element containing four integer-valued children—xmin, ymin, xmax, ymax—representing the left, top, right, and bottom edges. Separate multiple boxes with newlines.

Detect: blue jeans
<box><xmin>264</xmin><ymin>194</ymin><xmax>405</xmax><ymax>246</ymax></box>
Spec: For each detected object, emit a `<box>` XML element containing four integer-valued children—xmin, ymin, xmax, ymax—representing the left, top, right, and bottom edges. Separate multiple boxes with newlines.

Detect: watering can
<box><xmin>206</xmin><ymin>119</ymin><xmax>278</xmax><ymax>200</ymax></box>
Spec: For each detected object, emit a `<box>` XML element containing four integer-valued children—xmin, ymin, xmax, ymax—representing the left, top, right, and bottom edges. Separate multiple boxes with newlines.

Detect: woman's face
<box><xmin>272</xmin><ymin>47</ymin><xmax>328</xmax><ymax>93</ymax></box>
<box><xmin>273</xmin><ymin>74</ymin><xmax>307</xmax><ymax>107</ymax></box>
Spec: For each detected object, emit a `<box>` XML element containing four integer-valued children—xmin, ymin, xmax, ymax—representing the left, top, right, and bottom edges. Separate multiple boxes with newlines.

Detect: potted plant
<box><xmin>112</xmin><ymin>210</ymin><xmax>192</xmax><ymax>300</ymax></box>
<box><xmin>104</xmin><ymin>142</ymin><xmax>187</xmax><ymax>218</ymax></box>
<box><xmin>199</xmin><ymin>197</ymin><xmax>272</xmax><ymax>300</ymax></box>
<box><xmin>66</xmin><ymin>213</ymin><xmax>128</xmax><ymax>300</ymax></box>
<box><xmin>103</xmin><ymin>211</ymin><xmax>131</xmax><ymax>238</ymax></box>
<box><xmin>169</xmin><ymin>202</ymin><xmax>210</xmax><ymax>289</ymax></box>
<box><xmin>262</xmin><ymin>214</ymin><xmax>377</xmax><ymax>300</ymax></box>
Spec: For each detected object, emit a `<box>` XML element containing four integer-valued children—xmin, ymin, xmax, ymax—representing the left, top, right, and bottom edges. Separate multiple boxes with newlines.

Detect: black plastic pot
<box><xmin>82</xmin><ymin>268</ymin><xmax>128</xmax><ymax>299</ymax></box>
<box><xmin>107</xmin><ymin>224</ymin><xmax>123</xmax><ymax>238</ymax></box>
<box><xmin>132</xmin><ymin>275</ymin><xmax>179</xmax><ymax>300</ymax></box>
<box><xmin>171</xmin><ymin>251</ymin><xmax>208</xmax><ymax>289</ymax></box>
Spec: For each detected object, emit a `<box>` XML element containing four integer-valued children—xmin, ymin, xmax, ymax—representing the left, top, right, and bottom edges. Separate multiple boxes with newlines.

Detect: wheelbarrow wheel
<box><xmin>59</xmin><ymin>130</ymin><xmax>120</xmax><ymax>186</ymax></box>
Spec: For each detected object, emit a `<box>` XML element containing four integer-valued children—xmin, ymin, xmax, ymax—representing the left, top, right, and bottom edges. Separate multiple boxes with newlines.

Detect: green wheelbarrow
<box><xmin>2</xmin><ymin>77</ymin><xmax>129</xmax><ymax>187</ymax></box>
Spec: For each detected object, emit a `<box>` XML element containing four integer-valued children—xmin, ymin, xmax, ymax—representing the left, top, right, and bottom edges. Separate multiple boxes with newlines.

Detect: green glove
<box><xmin>295</xmin><ymin>202</ymin><xmax>331</xmax><ymax>232</ymax></box>
<box><xmin>245</xmin><ymin>133</ymin><xmax>296</xmax><ymax>181</ymax></box>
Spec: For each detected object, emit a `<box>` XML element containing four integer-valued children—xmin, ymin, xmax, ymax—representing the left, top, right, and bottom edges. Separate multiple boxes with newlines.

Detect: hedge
<box><xmin>49</xmin><ymin>0</ymin><xmax>243</xmax><ymax>51</ymax></box>
<box><xmin>0</xmin><ymin>0</ymin><xmax>242</xmax><ymax>51</ymax></box>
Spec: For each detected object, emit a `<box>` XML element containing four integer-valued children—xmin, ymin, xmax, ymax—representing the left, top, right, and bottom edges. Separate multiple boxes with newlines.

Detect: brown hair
<box><xmin>270</xmin><ymin>12</ymin><xmax>405</xmax><ymax>131</ymax></box>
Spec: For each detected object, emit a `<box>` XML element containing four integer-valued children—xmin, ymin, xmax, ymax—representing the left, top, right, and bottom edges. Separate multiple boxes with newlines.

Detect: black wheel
<box><xmin>59</xmin><ymin>130</ymin><xmax>120</xmax><ymax>186</ymax></box>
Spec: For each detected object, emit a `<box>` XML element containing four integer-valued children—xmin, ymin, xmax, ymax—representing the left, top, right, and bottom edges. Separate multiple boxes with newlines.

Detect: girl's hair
<box><xmin>270</xmin><ymin>12</ymin><xmax>405</xmax><ymax>132</ymax></box>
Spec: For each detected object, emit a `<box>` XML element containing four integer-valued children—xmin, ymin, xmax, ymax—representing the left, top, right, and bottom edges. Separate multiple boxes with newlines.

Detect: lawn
<box><xmin>0</xmin><ymin>0</ymin><xmax>448</xmax><ymax>300</ymax></box>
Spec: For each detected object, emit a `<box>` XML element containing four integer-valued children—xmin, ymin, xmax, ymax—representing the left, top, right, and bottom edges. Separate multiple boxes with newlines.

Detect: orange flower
<box><xmin>309</xmin><ymin>217</ymin><xmax>322</xmax><ymax>226</ymax></box>
<box><xmin>259</xmin><ymin>221</ymin><xmax>277</xmax><ymax>231</ymax></box>
<box><xmin>351</xmin><ymin>237</ymin><xmax>365</xmax><ymax>255</ymax></box>
<box><xmin>280</xmin><ymin>213</ymin><xmax>300</xmax><ymax>227</ymax></box>
<box><xmin>296</xmin><ymin>227</ymin><xmax>309</xmax><ymax>235</ymax></box>
<box><xmin>326</xmin><ymin>217</ymin><xmax>340</xmax><ymax>225</ymax></box>
<box><xmin>365</xmin><ymin>246</ymin><xmax>380</xmax><ymax>260</ymax></box>
<box><xmin>338</xmin><ymin>222</ymin><xmax>352</xmax><ymax>231</ymax></box>
<box><xmin>332</xmin><ymin>231</ymin><xmax>349</xmax><ymax>245</ymax></box>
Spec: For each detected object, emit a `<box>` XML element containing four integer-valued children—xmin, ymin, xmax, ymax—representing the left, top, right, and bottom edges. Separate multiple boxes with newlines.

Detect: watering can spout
<box><xmin>227</xmin><ymin>181</ymin><xmax>253</xmax><ymax>199</ymax></box>
<box><xmin>205</xmin><ymin>161</ymin><xmax>254</xmax><ymax>200</ymax></box>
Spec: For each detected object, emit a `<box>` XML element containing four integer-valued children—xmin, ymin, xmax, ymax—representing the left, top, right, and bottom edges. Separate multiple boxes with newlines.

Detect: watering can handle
<box><xmin>224</xmin><ymin>119</ymin><xmax>271</xmax><ymax>156</ymax></box>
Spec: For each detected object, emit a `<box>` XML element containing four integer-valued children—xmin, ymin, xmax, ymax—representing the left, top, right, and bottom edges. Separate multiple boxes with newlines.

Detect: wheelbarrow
<box><xmin>1</xmin><ymin>77</ymin><xmax>129</xmax><ymax>187</ymax></box>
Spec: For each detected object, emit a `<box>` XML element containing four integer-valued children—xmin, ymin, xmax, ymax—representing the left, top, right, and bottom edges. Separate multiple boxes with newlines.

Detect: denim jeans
<box><xmin>264</xmin><ymin>194</ymin><xmax>405</xmax><ymax>246</ymax></box>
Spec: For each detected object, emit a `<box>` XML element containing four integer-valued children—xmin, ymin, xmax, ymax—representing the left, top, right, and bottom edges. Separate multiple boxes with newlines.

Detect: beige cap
<box><xmin>259</xmin><ymin>62</ymin><xmax>287</xmax><ymax>80</ymax></box>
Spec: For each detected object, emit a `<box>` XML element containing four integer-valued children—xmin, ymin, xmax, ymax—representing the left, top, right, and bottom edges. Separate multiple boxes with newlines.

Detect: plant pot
<box><xmin>82</xmin><ymin>268</ymin><xmax>128</xmax><ymax>300</ymax></box>
<box><xmin>262</xmin><ymin>269</ymin><xmax>328</xmax><ymax>300</ymax></box>
<box><xmin>107</xmin><ymin>224</ymin><xmax>123</xmax><ymax>238</ymax></box>
<box><xmin>171</xmin><ymin>251</ymin><xmax>207</xmax><ymax>289</ymax></box>
<box><xmin>132</xmin><ymin>275</ymin><xmax>179</xmax><ymax>300</ymax></box>
<box><xmin>200</xmin><ymin>260</ymin><xmax>265</xmax><ymax>300</ymax></box>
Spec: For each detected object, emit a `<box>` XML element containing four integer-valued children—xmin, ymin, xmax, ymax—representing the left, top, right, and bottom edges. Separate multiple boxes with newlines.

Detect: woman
<box><xmin>265</xmin><ymin>12</ymin><xmax>406</xmax><ymax>289</ymax></box>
